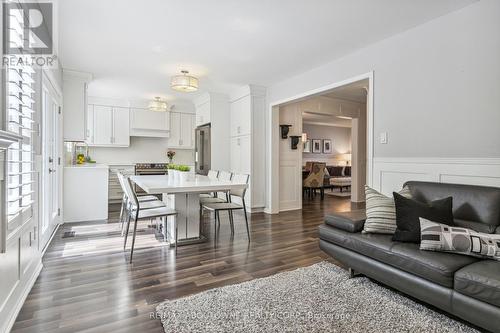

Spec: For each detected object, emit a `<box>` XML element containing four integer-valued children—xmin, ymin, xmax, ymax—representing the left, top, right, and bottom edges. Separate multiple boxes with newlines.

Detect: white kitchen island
<box><xmin>130</xmin><ymin>174</ymin><xmax>247</xmax><ymax>245</ymax></box>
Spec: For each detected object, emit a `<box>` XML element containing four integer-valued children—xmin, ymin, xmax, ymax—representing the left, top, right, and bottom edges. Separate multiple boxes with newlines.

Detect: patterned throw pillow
<box><xmin>420</xmin><ymin>218</ymin><xmax>500</xmax><ymax>260</ymax></box>
<box><xmin>363</xmin><ymin>186</ymin><xmax>412</xmax><ymax>234</ymax></box>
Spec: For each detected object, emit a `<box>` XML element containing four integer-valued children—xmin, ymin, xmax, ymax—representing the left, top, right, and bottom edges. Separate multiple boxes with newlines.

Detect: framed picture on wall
<box><xmin>303</xmin><ymin>139</ymin><xmax>311</xmax><ymax>153</ymax></box>
<box><xmin>312</xmin><ymin>139</ymin><xmax>322</xmax><ymax>153</ymax></box>
<box><xmin>323</xmin><ymin>139</ymin><xmax>332</xmax><ymax>154</ymax></box>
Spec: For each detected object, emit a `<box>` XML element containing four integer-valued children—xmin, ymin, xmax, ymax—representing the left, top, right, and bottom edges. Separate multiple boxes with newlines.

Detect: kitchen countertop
<box><xmin>64</xmin><ymin>163</ymin><xmax>109</xmax><ymax>169</ymax></box>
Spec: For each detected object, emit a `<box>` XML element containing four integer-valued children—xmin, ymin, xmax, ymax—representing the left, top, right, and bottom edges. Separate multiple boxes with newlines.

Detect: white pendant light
<box><xmin>171</xmin><ymin>70</ymin><xmax>199</xmax><ymax>92</ymax></box>
<box><xmin>149</xmin><ymin>97</ymin><xmax>169</xmax><ymax>112</ymax></box>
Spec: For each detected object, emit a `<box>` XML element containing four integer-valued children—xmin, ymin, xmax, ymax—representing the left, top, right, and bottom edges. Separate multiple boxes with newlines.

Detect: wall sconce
<box><xmin>279</xmin><ymin>124</ymin><xmax>292</xmax><ymax>139</ymax></box>
<box><xmin>290</xmin><ymin>135</ymin><xmax>301</xmax><ymax>150</ymax></box>
<box><xmin>301</xmin><ymin>133</ymin><xmax>307</xmax><ymax>142</ymax></box>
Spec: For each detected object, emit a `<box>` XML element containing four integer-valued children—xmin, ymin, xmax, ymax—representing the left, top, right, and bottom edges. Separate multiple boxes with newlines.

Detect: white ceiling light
<box><xmin>171</xmin><ymin>70</ymin><xmax>198</xmax><ymax>92</ymax></box>
<box><xmin>149</xmin><ymin>97</ymin><xmax>169</xmax><ymax>112</ymax></box>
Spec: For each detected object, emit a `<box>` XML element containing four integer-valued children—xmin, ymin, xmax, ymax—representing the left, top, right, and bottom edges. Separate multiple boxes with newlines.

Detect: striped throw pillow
<box><xmin>363</xmin><ymin>186</ymin><xmax>412</xmax><ymax>234</ymax></box>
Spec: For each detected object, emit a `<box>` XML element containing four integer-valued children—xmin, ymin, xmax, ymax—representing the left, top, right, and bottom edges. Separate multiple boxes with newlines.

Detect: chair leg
<box><xmin>129</xmin><ymin>215</ymin><xmax>139</xmax><ymax>263</ymax></box>
<box><xmin>213</xmin><ymin>211</ymin><xmax>218</xmax><ymax>247</ymax></box>
<box><xmin>243</xmin><ymin>200</ymin><xmax>250</xmax><ymax>241</ymax></box>
<box><xmin>123</xmin><ymin>212</ymin><xmax>131</xmax><ymax>249</ymax></box>
<box><xmin>216</xmin><ymin>211</ymin><xmax>221</xmax><ymax>233</ymax></box>
<box><xmin>174</xmin><ymin>215</ymin><xmax>178</xmax><ymax>256</ymax></box>
<box><xmin>119</xmin><ymin>200</ymin><xmax>125</xmax><ymax>231</ymax></box>
<box><xmin>229</xmin><ymin>211</ymin><xmax>235</xmax><ymax>235</ymax></box>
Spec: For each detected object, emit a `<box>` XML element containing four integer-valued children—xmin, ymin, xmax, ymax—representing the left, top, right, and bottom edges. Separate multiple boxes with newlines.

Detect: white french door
<box><xmin>40</xmin><ymin>75</ymin><xmax>62</xmax><ymax>250</ymax></box>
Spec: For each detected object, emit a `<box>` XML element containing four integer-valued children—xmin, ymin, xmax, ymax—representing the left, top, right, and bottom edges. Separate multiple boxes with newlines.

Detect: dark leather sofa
<box><xmin>319</xmin><ymin>181</ymin><xmax>500</xmax><ymax>332</ymax></box>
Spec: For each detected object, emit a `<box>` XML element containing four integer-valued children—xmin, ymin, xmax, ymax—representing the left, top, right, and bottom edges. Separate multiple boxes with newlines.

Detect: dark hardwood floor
<box><xmin>12</xmin><ymin>196</ymin><xmax>364</xmax><ymax>333</ymax></box>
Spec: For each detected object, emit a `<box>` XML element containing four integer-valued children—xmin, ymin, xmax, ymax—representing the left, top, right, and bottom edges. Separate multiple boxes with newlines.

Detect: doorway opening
<box><xmin>271</xmin><ymin>72</ymin><xmax>373</xmax><ymax>214</ymax></box>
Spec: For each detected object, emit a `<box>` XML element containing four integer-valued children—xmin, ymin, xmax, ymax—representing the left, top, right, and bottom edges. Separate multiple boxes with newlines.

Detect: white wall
<box><xmin>268</xmin><ymin>0</ymin><xmax>500</xmax><ymax>158</ymax></box>
<box><xmin>267</xmin><ymin>0</ymin><xmax>500</xmax><ymax>210</ymax></box>
<box><xmin>302</xmin><ymin>124</ymin><xmax>351</xmax><ymax>165</ymax></box>
<box><xmin>279</xmin><ymin>103</ymin><xmax>303</xmax><ymax>211</ymax></box>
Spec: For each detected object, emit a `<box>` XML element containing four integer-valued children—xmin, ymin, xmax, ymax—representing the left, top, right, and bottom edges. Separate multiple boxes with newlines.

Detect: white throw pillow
<box><xmin>420</xmin><ymin>218</ymin><xmax>500</xmax><ymax>260</ymax></box>
<box><xmin>362</xmin><ymin>186</ymin><xmax>412</xmax><ymax>234</ymax></box>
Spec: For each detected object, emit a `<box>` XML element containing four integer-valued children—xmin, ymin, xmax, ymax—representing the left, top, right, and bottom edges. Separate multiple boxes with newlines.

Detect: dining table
<box><xmin>130</xmin><ymin>174</ymin><xmax>248</xmax><ymax>246</ymax></box>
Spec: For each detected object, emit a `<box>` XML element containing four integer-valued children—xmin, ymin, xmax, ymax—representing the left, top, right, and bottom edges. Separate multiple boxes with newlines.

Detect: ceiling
<box><xmin>58</xmin><ymin>0</ymin><xmax>475</xmax><ymax>102</ymax></box>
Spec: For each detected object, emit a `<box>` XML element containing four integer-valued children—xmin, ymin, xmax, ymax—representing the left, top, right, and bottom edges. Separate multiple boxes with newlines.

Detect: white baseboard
<box><xmin>373</xmin><ymin>157</ymin><xmax>500</xmax><ymax>196</ymax></box>
<box><xmin>3</xmin><ymin>261</ymin><xmax>43</xmax><ymax>333</ymax></box>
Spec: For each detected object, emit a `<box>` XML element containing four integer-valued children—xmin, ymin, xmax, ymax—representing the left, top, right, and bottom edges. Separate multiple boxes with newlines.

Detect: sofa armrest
<box><xmin>324</xmin><ymin>211</ymin><xmax>366</xmax><ymax>233</ymax></box>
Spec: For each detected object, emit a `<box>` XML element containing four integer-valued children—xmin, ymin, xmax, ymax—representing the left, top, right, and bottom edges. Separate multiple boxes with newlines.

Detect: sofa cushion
<box><xmin>455</xmin><ymin>261</ymin><xmax>500</xmax><ymax>307</ymax></box>
<box><xmin>404</xmin><ymin>181</ymin><xmax>500</xmax><ymax>233</ymax></box>
<box><xmin>324</xmin><ymin>211</ymin><xmax>366</xmax><ymax>233</ymax></box>
<box><xmin>319</xmin><ymin>224</ymin><xmax>394</xmax><ymax>264</ymax></box>
<box><xmin>390</xmin><ymin>242</ymin><xmax>478</xmax><ymax>288</ymax></box>
<box><xmin>320</xmin><ymin>224</ymin><xmax>478</xmax><ymax>287</ymax></box>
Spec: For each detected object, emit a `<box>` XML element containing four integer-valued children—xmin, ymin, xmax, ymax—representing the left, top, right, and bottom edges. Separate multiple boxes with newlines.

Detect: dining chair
<box><xmin>122</xmin><ymin>176</ymin><xmax>178</xmax><ymax>263</ymax></box>
<box><xmin>201</xmin><ymin>173</ymin><xmax>250</xmax><ymax>246</ymax></box>
<box><xmin>303</xmin><ymin>162</ymin><xmax>326</xmax><ymax>200</ymax></box>
<box><xmin>200</xmin><ymin>170</ymin><xmax>219</xmax><ymax>199</ymax></box>
<box><xmin>117</xmin><ymin>172</ymin><xmax>165</xmax><ymax>234</ymax></box>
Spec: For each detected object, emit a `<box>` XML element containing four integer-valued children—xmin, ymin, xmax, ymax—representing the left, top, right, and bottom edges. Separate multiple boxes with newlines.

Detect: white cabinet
<box><xmin>63</xmin><ymin>165</ymin><xmax>109</xmax><ymax>222</ymax></box>
<box><xmin>169</xmin><ymin>112</ymin><xmax>194</xmax><ymax>149</ymax></box>
<box><xmin>230</xmin><ymin>135</ymin><xmax>251</xmax><ymax>174</ymax></box>
<box><xmin>229</xmin><ymin>85</ymin><xmax>266</xmax><ymax>211</ymax></box>
<box><xmin>230</xmin><ymin>95</ymin><xmax>251</xmax><ymax>137</ymax></box>
<box><xmin>194</xmin><ymin>93</ymin><xmax>230</xmax><ymax>170</ymax></box>
<box><xmin>63</xmin><ymin>70</ymin><xmax>92</xmax><ymax>141</ymax></box>
<box><xmin>195</xmin><ymin>101</ymin><xmax>210</xmax><ymax>127</ymax></box>
<box><xmin>130</xmin><ymin>108</ymin><xmax>170</xmax><ymax>137</ymax></box>
<box><xmin>93</xmin><ymin>105</ymin><xmax>113</xmax><ymax>145</ymax></box>
<box><xmin>112</xmin><ymin>107</ymin><xmax>130</xmax><ymax>146</ymax></box>
<box><xmin>86</xmin><ymin>105</ymin><xmax>130</xmax><ymax>147</ymax></box>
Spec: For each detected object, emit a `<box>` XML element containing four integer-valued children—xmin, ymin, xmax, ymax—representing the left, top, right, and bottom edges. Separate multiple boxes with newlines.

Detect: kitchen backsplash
<box><xmin>89</xmin><ymin>136</ymin><xmax>195</xmax><ymax>165</ymax></box>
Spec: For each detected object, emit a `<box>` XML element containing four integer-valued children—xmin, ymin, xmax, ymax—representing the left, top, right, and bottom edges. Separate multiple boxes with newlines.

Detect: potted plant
<box><xmin>167</xmin><ymin>163</ymin><xmax>177</xmax><ymax>181</ymax></box>
<box><xmin>177</xmin><ymin>165</ymin><xmax>191</xmax><ymax>181</ymax></box>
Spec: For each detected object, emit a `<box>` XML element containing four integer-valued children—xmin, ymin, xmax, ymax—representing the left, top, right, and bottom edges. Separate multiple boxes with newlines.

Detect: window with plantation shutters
<box><xmin>5</xmin><ymin>5</ymin><xmax>37</xmax><ymax>232</ymax></box>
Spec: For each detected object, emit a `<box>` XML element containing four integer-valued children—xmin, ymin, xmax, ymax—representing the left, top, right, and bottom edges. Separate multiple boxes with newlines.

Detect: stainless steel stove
<box><xmin>135</xmin><ymin>163</ymin><xmax>168</xmax><ymax>175</ymax></box>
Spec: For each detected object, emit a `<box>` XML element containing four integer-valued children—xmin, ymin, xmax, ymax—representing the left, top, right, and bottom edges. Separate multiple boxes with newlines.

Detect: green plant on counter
<box><xmin>167</xmin><ymin>164</ymin><xmax>176</xmax><ymax>169</ymax></box>
<box><xmin>177</xmin><ymin>165</ymin><xmax>190</xmax><ymax>172</ymax></box>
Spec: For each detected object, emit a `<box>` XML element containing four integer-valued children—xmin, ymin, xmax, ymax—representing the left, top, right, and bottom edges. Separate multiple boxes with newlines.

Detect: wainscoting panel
<box><xmin>373</xmin><ymin>158</ymin><xmax>500</xmax><ymax>196</ymax></box>
<box><xmin>279</xmin><ymin>160</ymin><xmax>302</xmax><ymax>211</ymax></box>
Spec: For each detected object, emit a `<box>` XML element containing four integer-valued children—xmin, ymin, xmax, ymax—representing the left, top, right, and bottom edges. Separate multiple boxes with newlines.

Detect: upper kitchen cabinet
<box><xmin>62</xmin><ymin>70</ymin><xmax>92</xmax><ymax>141</ymax></box>
<box><xmin>194</xmin><ymin>93</ymin><xmax>230</xmax><ymax>171</ymax></box>
<box><xmin>86</xmin><ymin>105</ymin><xmax>130</xmax><ymax>147</ymax></box>
<box><xmin>130</xmin><ymin>108</ymin><xmax>170</xmax><ymax>137</ymax></box>
<box><xmin>229</xmin><ymin>94</ymin><xmax>251</xmax><ymax>137</ymax></box>
<box><xmin>169</xmin><ymin>112</ymin><xmax>194</xmax><ymax>149</ymax></box>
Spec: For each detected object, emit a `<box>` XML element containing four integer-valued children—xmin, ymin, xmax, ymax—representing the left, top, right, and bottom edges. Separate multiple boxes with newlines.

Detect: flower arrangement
<box><xmin>167</xmin><ymin>150</ymin><xmax>176</xmax><ymax>164</ymax></box>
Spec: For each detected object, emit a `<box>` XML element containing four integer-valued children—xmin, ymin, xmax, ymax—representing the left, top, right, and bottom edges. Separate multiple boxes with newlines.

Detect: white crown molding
<box><xmin>62</xmin><ymin>69</ymin><xmax>93</xmax><ymax>82</ymax></box>
<box><xmin>230</xmin><ymin>84</ymin><xmax>266</xmax><ymax>102</ymax></box>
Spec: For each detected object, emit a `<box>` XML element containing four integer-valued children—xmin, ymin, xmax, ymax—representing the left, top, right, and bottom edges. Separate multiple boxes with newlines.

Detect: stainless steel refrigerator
<box><xmin>195</xmin><ymin>124</ymin><xmax>211</xmax><ymax>175</ymax></box>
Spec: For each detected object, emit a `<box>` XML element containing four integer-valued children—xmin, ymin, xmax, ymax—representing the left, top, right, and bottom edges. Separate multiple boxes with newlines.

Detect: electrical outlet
<box><xmin>380</xmin><ymin>132</ymin><xmax>388</xmax><ymax>144</ymax></box>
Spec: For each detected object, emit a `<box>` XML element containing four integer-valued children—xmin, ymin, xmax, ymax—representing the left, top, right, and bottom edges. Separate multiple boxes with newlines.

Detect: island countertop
<box><xmin>130</xmin><ymin>174</ymin><xmax>247</xmax><ymax>194</ymax></box>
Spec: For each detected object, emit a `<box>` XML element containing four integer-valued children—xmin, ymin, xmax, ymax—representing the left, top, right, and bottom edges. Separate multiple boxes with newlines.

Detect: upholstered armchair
<box><xmin>303</xmin><ymin>162</ymin><xmax>326</xmax><ymax>199</ymax></box>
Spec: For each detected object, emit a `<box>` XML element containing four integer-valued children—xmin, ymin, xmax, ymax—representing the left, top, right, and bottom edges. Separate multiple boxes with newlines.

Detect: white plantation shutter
<box><xmin>5</xmin><ymin>3</ymin><xmax>37</xmax><ymax>231</ymax></box>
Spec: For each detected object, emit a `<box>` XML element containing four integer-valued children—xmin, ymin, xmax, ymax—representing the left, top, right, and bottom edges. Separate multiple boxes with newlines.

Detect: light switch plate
<box><xmin>380</xmin><ymin>132</ymin><xmax>388</xmax><ymax>144</ymax></box>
